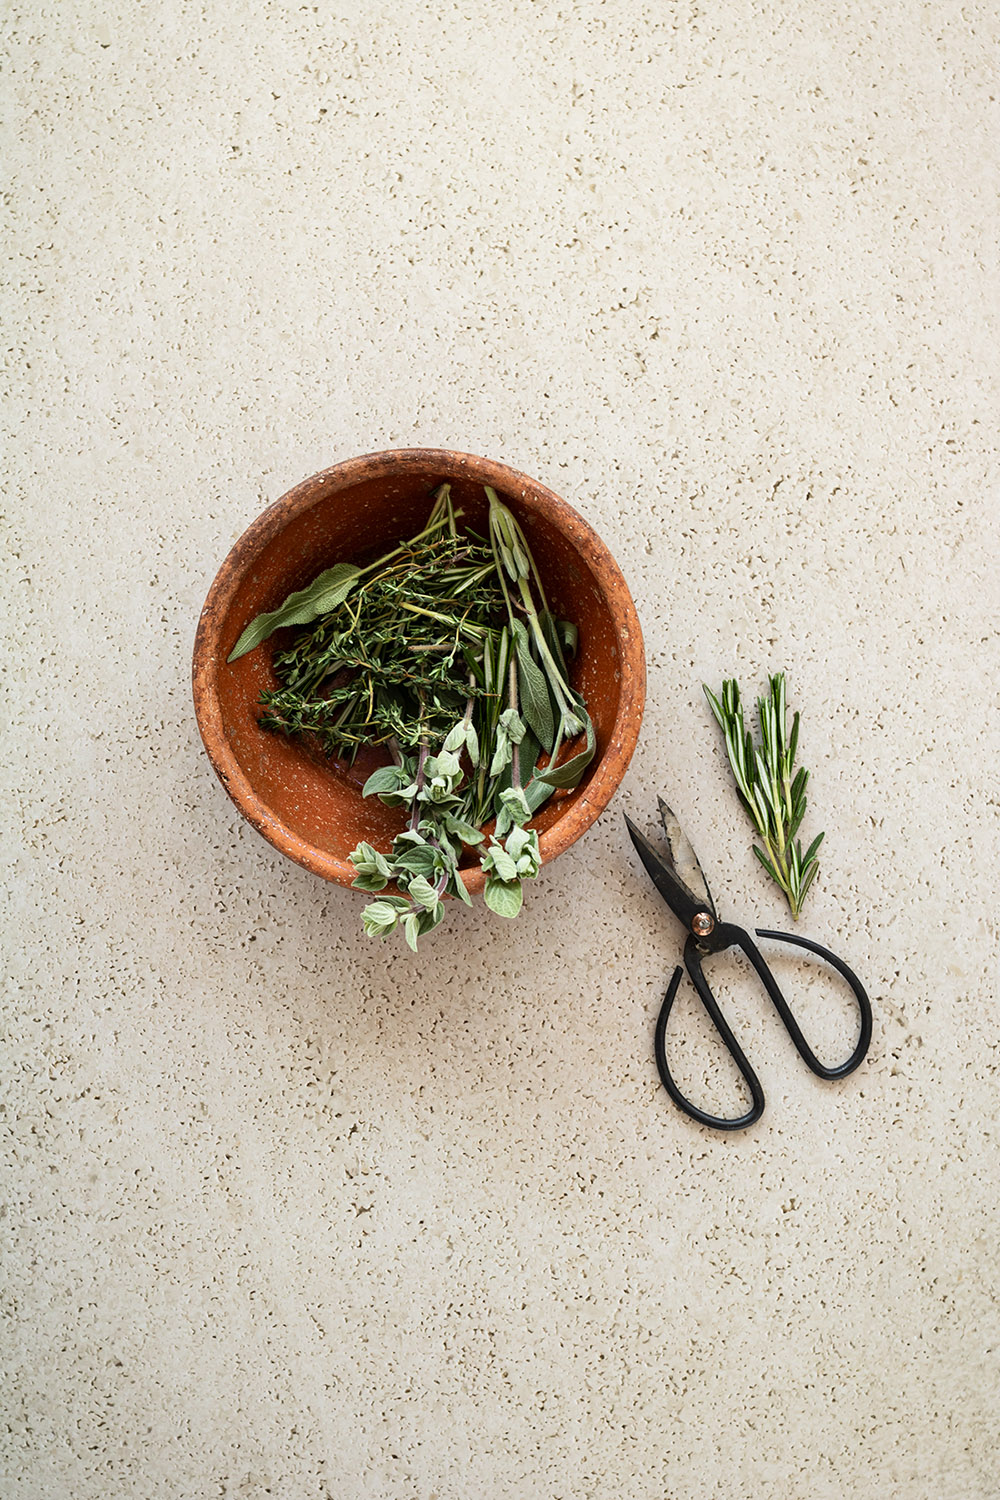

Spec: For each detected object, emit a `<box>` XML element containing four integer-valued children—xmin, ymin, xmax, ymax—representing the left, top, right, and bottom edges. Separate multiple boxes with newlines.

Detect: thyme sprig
<box><xmin>230</xmin><ymin>483</ymin><xmax>595</xmax><ymax>948</ymax></box>
<box><xmin>703</xmin><ymin>673</ymin><xmax>823</xmax><ymax>919</ymax></box>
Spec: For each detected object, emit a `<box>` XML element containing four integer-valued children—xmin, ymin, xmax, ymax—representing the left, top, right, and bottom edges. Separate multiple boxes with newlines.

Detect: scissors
<box><xmin>625</xmin><ymin>800</ymin><xmax>873</xmax><ymax>1131</ymax></box>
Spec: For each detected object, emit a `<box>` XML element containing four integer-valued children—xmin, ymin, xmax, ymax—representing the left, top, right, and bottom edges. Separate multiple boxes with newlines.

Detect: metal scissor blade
<box><xmin>657</xmin><ymin>799</ymin><xmax>717</xmax><ymax>921</ymax></box>
<box><xmin>624</xmin><ymin>811</ymin><xmax>716</xmax><ymax>934</ymax></box>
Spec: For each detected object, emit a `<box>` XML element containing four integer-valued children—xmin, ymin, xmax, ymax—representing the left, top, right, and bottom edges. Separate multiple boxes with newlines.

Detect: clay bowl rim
<box><xmin>192</xmin><ymin>448</ymin><xmax>646</xmax><ymax>893</ymax></box>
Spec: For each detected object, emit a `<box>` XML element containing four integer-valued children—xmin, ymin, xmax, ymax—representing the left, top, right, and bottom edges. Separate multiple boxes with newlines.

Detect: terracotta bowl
<box><xmin>192</xmin><ymin>449</ymin><xmax>645</xmax><ymax>895</ymax></box>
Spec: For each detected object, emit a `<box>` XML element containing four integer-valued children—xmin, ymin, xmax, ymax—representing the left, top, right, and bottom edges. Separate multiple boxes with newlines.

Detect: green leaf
<box><xmin>441</xmin><ymin>812</ymin><xmax>485</xmax><ymax>845</ymax></box>
<box><xmin>227</xmin><ymin>563</ymin><xmax>361</xmax><ymax>661</ymax></box>
<box><xmin>450</xmin><ymin>865</ymin><xmax>473</xmax><ymax>906</ymax></box>
<box><xmin>703</xmin><ymin>685</ymin><xmax>726</xmax><ymax>730</ymax></box>
<box><xmin>489</xmin><ymin>729</ymin><xmax>512</xmax><ymax>779</ymax></box>
<box><xmin>394</xmin><ymin>830</ymin><xmax>427</xmax><ymax>848</ymax></box>
<box><xmin>752</xmin><ymin>845</ymin><xmax>781</xmax><ymax>885</ymax></box>
<box><xmin>418</xmin><ymin>903</ymin><xmax>446</xmax><ymax>935</ymax></box>
<box><xmin>407</xmin><ymin>875</ymin><xmax>441</xmax><ymax>911</ymax></box>
<box><xmin>507</xmin><ymin>825</ymin><xmax>541</xmax><ymax>878</ymax></box>
<box><xmin>512</xmin><ymin>621</ymin><xmax>555</xmax><ymax>752</ymax></box>
<box><xmin>553</xmin><ymin>615</ymin><xmax>578</xmax><ymax>660</ymax></box>
<box><xmin>434</xmin><ymin>749</ymin><xmax>463</xmax><ymax>779</ymax></box>
<box><xmin>393</xmin><ymin>845</ymin><xmax>438</xmax><ymax>876</ymax></box>
<box><xmin>483</xmin><ymin>876</ymin><xmax>524</xmax><ymax>919</ymax></box>
<box><xmin>798</xmin><ymin>861</ymin><xmax>820</xmax><ymax>902</ymax></box>
<box><xmin>443</xmin><ymin>722</ymin><xmax>467</xmax><ymax>754</ymax></box>
<box><xmin>362</xmin><ymin>764</ymin><xmax>409</xmax><ymax>797</ymax></box>
<box><xmin>801</xmin><ymin>831</ymin><xmax>825</xmax><ymax>867</ymax></box>
<box><xmin>523</xmin><ymin>775</ymin><xmax>554</xmax><ymax>814</ymax></box>
<box><xmin>497</xmin><ymin>708</ymin><xmax>526</xmax><ymax>745</ymax></box>
<box><xmin>484</xmin><ymin>844</ymin><xmax>518</xmax><ymax>882</ymax></box>
<box><xmin>493</xmin><ymin>628</ymin><xmax>511</xmax><ymax>698</ymax></box>
<box><xmin>494</xmin><ymin>786</ymin><xmax>532</xmax><ymax>835</ymax></box>
<box><xmin>505</xmin><ymin>825</ymin><xmax>531</xmax><ymax>859</ymax></box>
<box><xmin>349</xmin><ymin>840</ymin><xmax>382</xmax><ymax>870</ymax></box>
<box><xmin>463</xmin><ymin>643</ymin><xmax>486</xmax><ymax>687</ymax></box>
<box><xmin>403</xmin><ymin>912</ymin><xmax>422</xmax><ymax>952</ymax></box>
<box><xmin>517</xmin><ymin>726</ymin><xmax>540</xmax><ymax>783</ymax></box>
<box><xmin>752</xmin><ymin>751</ymin><xmax>781</xmax><ymax>816</ymax></box>
<box><xmin>362</xmin><ymin>899</ymin><xmax>406</xmax><ymax>937</ymax></box>
<box><xmin>536</xmin><ymin>709</ymin><xmax>596</xmax><ymax>789</ymax></box>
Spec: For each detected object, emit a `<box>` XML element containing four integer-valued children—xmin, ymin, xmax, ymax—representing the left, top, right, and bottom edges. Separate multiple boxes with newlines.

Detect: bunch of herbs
<box><xmin>229</xmin><ymin>484</ymin><xmax>595</xmax><ymax>948</ymax></box>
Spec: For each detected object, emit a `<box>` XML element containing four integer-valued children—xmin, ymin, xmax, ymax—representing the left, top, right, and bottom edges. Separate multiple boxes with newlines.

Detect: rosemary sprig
<box><xmin>703</xmin><ymin>673</ymin><xmax>823</xmax><ymax>919</ymax></box>
<box><xmin>229</xmin><ymin>483</ymin><xmax>594</xmax><ymax>948</ymax></box>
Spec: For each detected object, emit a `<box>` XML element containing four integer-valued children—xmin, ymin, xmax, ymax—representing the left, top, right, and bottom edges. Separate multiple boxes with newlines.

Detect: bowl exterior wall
<box><xmin>193</xmin><ymin>449</ymin><xmax>645</xmax><ymax>892</ymax></box>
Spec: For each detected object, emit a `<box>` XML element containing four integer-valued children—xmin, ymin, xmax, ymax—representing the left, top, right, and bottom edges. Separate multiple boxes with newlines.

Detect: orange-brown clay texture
<box><xmin>192</xmin><ymin>450</ymin><xmax>645</xmax><ymax>894</ymax></box>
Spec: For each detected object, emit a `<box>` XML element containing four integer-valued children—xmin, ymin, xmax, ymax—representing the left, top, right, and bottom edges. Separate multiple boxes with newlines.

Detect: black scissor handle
<box><xmin>654</xmin><ymin>923</ymin><xmax>872</xmax><ymax>1130</ymax></box>
<box><xmin>655</xmin><ymin>929</ymin><xmax>766</xmax><ymax>1131</ymax></box>
<box><xmin>753</xmin><ymin>927</ymin><xmax>873</xmax><ymax>1079</ymax></box>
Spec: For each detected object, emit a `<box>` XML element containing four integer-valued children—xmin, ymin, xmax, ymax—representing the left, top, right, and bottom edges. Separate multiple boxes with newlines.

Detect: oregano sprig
<box><xmin>703</xmin><ymin>673</ymin><xmax>824</xmax><ymax>919</ymax></box>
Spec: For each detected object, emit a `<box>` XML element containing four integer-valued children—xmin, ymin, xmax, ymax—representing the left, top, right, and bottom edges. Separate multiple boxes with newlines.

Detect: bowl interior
<box><xmin>196</xmin><ymin>454</ymin><xmax>643</xmax><ymax>890</ymax></box>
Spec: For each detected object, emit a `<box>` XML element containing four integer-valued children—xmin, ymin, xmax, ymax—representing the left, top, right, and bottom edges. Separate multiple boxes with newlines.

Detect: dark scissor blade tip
<box><xmin>623</xmin><ymin>812</ymin><xmax>659</xmax><ymax>863</ymax></box>
<box><xmin>623</xmin><ymin>809</ymin><xmax>709</xmax><ymax>932</ymax></box>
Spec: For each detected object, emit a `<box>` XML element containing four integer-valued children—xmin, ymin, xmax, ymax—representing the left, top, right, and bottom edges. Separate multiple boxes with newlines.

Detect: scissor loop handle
<box><xmin>654</xmin><ymin>922</ymin><xmax>873</xmax><ymax>1130</ymax></box>
<box><xmin>753</xmin><ymin>927</ymin><xmax>873</xmax><ymax>1079</ymax></box>
<box><xmin>654</xmin><ymin>927</ymin><xmax>766</xmax><ymax>1132</ymax></box>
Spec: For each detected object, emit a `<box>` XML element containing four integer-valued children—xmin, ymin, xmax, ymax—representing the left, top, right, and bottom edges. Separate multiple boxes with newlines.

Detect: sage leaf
<box><xmin>227</xmin><ymin>563</ymin><xmax>361</xmax><ymax>661</ymax></box>
<box><xmin>523</xmin><ymin>775</ymin><xmax>555</xmax><ymax>814</ymax></box>
<box><xmin>536</xmin><ymin>709</ymin><xmax>596</xmax><ymax>789</ymax></box>
<box><xmin>512</xmin><ymin>621</ymin><xmax>555</xmax><ymax>751</ymax></box>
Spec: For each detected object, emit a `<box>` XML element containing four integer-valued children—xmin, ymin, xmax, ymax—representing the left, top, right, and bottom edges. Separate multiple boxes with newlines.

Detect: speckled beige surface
<box><xmin>4</xmin><ymin>3</ymin><xmax>999</xmax><ymax>1497</ymax></box>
